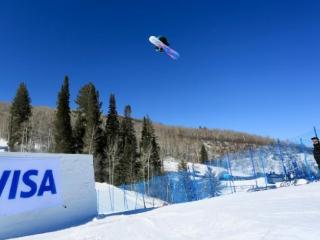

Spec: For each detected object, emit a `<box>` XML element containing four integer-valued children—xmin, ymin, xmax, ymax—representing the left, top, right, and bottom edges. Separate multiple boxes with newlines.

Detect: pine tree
<box><xmin>179</xmin><ymin>159</ymin><xmax>188</xmax><ymax>171</ymax></box>
<box><xmin>114</xmin><ymin>122</ymin><xmax>130</xmax><ymax>185</ymax></box>
<box><xmin>139</xmin><ymin>116</ymin><xmax>162</xmax><ymax>182</ymax></box>
<box><xmin>74</xmin><ymin>82</ymin><xmax>106</xmax><ymax>181</ymax></box>
<box><xmin>75</xmin><ymin>83</ymin><xmax>102</xmax><ymax>154</ymax></box>
<box><xmin>140</xmin><ymin>117</ymin><xmax>153</xmax><ymax>153</ymax></box>
<box><xmin>73</xmin><ymin>111</ymin><xmax>85</xmax><ymax>153</ymax></box>
<box><xmin>115</xmin><ymin>105</ymin><xmax>138</xmax><ymax>185</ymax></box>
<box><xmin>150</xmin><ymin>135</ymin><xmax>162</xmax><ymax>175</ymax></box>
<box><xmin>8</xmin><ymin>83</ymin><xmax>32</xmax><ymax>151</ymax></box>
<box><xmin>105</xmin><ymin>94</ymin><xmax>120</xmax><ymax>184</ymax></box>
<box><xmin>140</xmin><ymin>117</ymin><xmax>152</xmax><ymax>181</ymax></box>
<box><xmin>53</xmin><ymin>76</ymin><xmax>74</xmax><ymax>153</ymax></box>
<box><xmin>200</xmin><ymin>144</ymin><xmax>209</xmax><ymax>163</ymax></box>
<box><xmin>93</xmin><ymin>125</ymin><xmax>106</xmax><ymax>182</ymax></box>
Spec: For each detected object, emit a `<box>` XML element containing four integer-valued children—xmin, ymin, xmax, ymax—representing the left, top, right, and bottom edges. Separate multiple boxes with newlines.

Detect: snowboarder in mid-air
<box><xmin>149</xmin><ymin>35</ymin><xmax>180</xmax><ymax>60</ymax></box>
<box><xmin>311</xmin><ymin>136</ymin><xmax>320</xmax><ymax>171</ymax></box>
<box><xmin>154</xmin><ymin>36</ymin><xmax>170</xmax><ymax>52</ymax></box>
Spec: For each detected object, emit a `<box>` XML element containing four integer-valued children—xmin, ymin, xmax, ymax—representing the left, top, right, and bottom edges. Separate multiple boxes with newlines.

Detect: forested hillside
<box><xmin>0</xmin><ymin>101</ymin><xmax>273</xmax><ymax>161</ymax></box>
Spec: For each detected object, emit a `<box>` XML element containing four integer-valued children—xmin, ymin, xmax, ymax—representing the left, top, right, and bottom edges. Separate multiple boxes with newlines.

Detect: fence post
<box><xmin>134</xmin><ymin>183</ymin><xmax>139</xmax><ymax>210</ymax></box>
<box><xmin>314</xmin><ymin>126</ymin><xmax>318</xmax><ymax>138</ymax></box>
<box><xmin>259</xmin><ymin>148</ymin><xmax>268</xmax><ymax>188</ymax></box>
<box><xmin>249</xmin><ymin>146</ymin><xmax>259</xmax><ymax>188</ymax></box>
<box><xmin>108</xmin><ymin>184</ymin><xmax>115</xmax><ymax>212</ymax></box>
<box><xmin>97</xmin><ymin>189</ymin><xmax>100</xmax><ymax>215</ymax></box>
<box><xmin>289</xmin><ymin>153</ymin><xmax>299</xmax><ymax>181</ymax></box>
<box><xmin>206</xmin><ymin>164</ymin><xmax>215</xmax><ymax>198</ymax></box>
<box><xmin>277</xmin><ymin>139</ymin><xmax>288</xmax><ymax>180</ymax></box>
<box><xmin>300</xmin><ymin>138</ymin><xmax>313</xmax><ymax>181</ymax></box>
<box><xmin>191</xmin><ymin>163</ymin><xmax>198</xmax><ymax>200</ymax></box>
<box><xmin>122</xmin><ymin>184</ymin><xmax>128</xmax><ymax>211</ymax></box>
<box><xmin>226</xmin><ymin>153</ymin><xmax>236</xmax><ymax>193</ymax></box>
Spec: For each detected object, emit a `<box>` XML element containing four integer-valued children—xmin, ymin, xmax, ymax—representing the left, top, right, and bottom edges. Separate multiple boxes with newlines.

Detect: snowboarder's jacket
<box><xmin>313</xmin><ymin>143</ymin><xmax>320</xmax><ymax>168</ymax></box>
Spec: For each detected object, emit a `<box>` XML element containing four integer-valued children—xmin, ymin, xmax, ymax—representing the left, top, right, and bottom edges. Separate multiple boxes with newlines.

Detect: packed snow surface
<box><xmin>96</xmin><ymin>183</ymin><xmax>165</xmax><ymax>215</ymax></box>
<box><xmin>15</xmin><ymin>182</ymin><xmax>320</xmax><ymax>240</ymax></box>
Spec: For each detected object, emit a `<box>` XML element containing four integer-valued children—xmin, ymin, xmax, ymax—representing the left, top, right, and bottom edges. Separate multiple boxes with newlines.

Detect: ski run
<box><xmin>15</xmin><ymin>181</ymin><xmax>320</xmax><ymax>240</ymax></box>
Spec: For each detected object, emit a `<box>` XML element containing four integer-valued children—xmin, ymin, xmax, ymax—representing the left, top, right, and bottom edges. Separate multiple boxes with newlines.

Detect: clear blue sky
<box><xmin>0</xmin><ymin>0</ymin><xmax>320</xmax><ymax>140</ymax></box>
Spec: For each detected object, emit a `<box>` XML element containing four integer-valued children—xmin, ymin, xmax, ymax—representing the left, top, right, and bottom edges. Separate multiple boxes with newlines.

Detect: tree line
<box><xmin>7</xmin><ymin>76</ymin><xmax>162</xmax><ymax>186</ymax></box>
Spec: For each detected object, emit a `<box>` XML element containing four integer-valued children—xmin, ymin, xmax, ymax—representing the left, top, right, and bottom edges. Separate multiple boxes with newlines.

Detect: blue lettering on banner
<box><xmin>0</xmin><ymin>170</ymin><xmax>57</xmax><ymax>200</ymax></box>
<box><xmin>0</xmin><ymin>170</ymin><xmax>10</xmax><ymax>197</ymax></box>
<box><xmin>21</xmin><ymin>170</ymin><xmax>38</xmax><ymax>198</ymax></box>
<box><xmin>9</xmin><ymin>170</ymin><xmax>21</xmax><ymax>199</ymax></box>
<box><xmin>38</xmin><ymin>170</ymin><xmax>57</xmax><ymax>196</ymax></box>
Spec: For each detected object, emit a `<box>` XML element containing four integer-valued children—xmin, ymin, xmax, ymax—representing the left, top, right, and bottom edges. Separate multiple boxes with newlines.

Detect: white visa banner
<box><xmin>0</xmin><ymin>156</ymin><xmax>62</xmax><ymax>216</ymax></box>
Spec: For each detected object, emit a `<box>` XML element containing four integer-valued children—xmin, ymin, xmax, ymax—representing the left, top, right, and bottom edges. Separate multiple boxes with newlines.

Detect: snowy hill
<box><xmin>163</xmin><ymin>156</ymin><xmax>248</xmax><ymax>177</ymax></box>
<box><xmin>96</xmin><ymin>183</ymin><xmax>165</xmax><ymax>215</ymax></box>
<box><xmin>15</xmin><ymin>182</ymin><xmax>320</xmax><ymax>240</ymax></box>
<box><xmin>142</xmin><ymin>149</ymin><xmax>318</xmax><ymax>206</ymax></box>
<box><xmin>165</xmin><ymin>142</ymin><xmax>318</xmax><ymax>179</ymax></box>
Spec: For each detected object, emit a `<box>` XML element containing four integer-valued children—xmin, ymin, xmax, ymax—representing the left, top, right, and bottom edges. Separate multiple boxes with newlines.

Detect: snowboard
<box><xmin>149</xmin><ymin>36</ymin><xmax>180</xmax><ymax>60</ymax></box>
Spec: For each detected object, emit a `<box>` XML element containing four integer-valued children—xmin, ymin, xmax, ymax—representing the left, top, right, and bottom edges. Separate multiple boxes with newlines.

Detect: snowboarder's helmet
<box><xmin>158</xmin><ymin>36</ymin><xmax>170</xmax><ymax>46</ymax></box>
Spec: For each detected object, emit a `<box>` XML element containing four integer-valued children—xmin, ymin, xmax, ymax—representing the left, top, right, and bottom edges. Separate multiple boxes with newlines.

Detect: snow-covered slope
<box><xmin>16</xmin><ymin>182</ymin><xmax>320</xmax><ymax>240</ymax></box>
<box><xmin>163</xmin><ymin>156</ymin><xmax>245</xmax><ymax>177</ymax></box>
<box><xmin>216</xmin><ymin>147</ymin><xmax>318</xmax><ymax>177</ymax></box>
<box><xmin>164</xmin><ymin>147</ymin><xmax>318</xmax><ymax>180</ymax></box>
<box><xmin>96</xmin><ymin>183</ymin><xmax>165</xmax><ymax>215</ymax></box>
